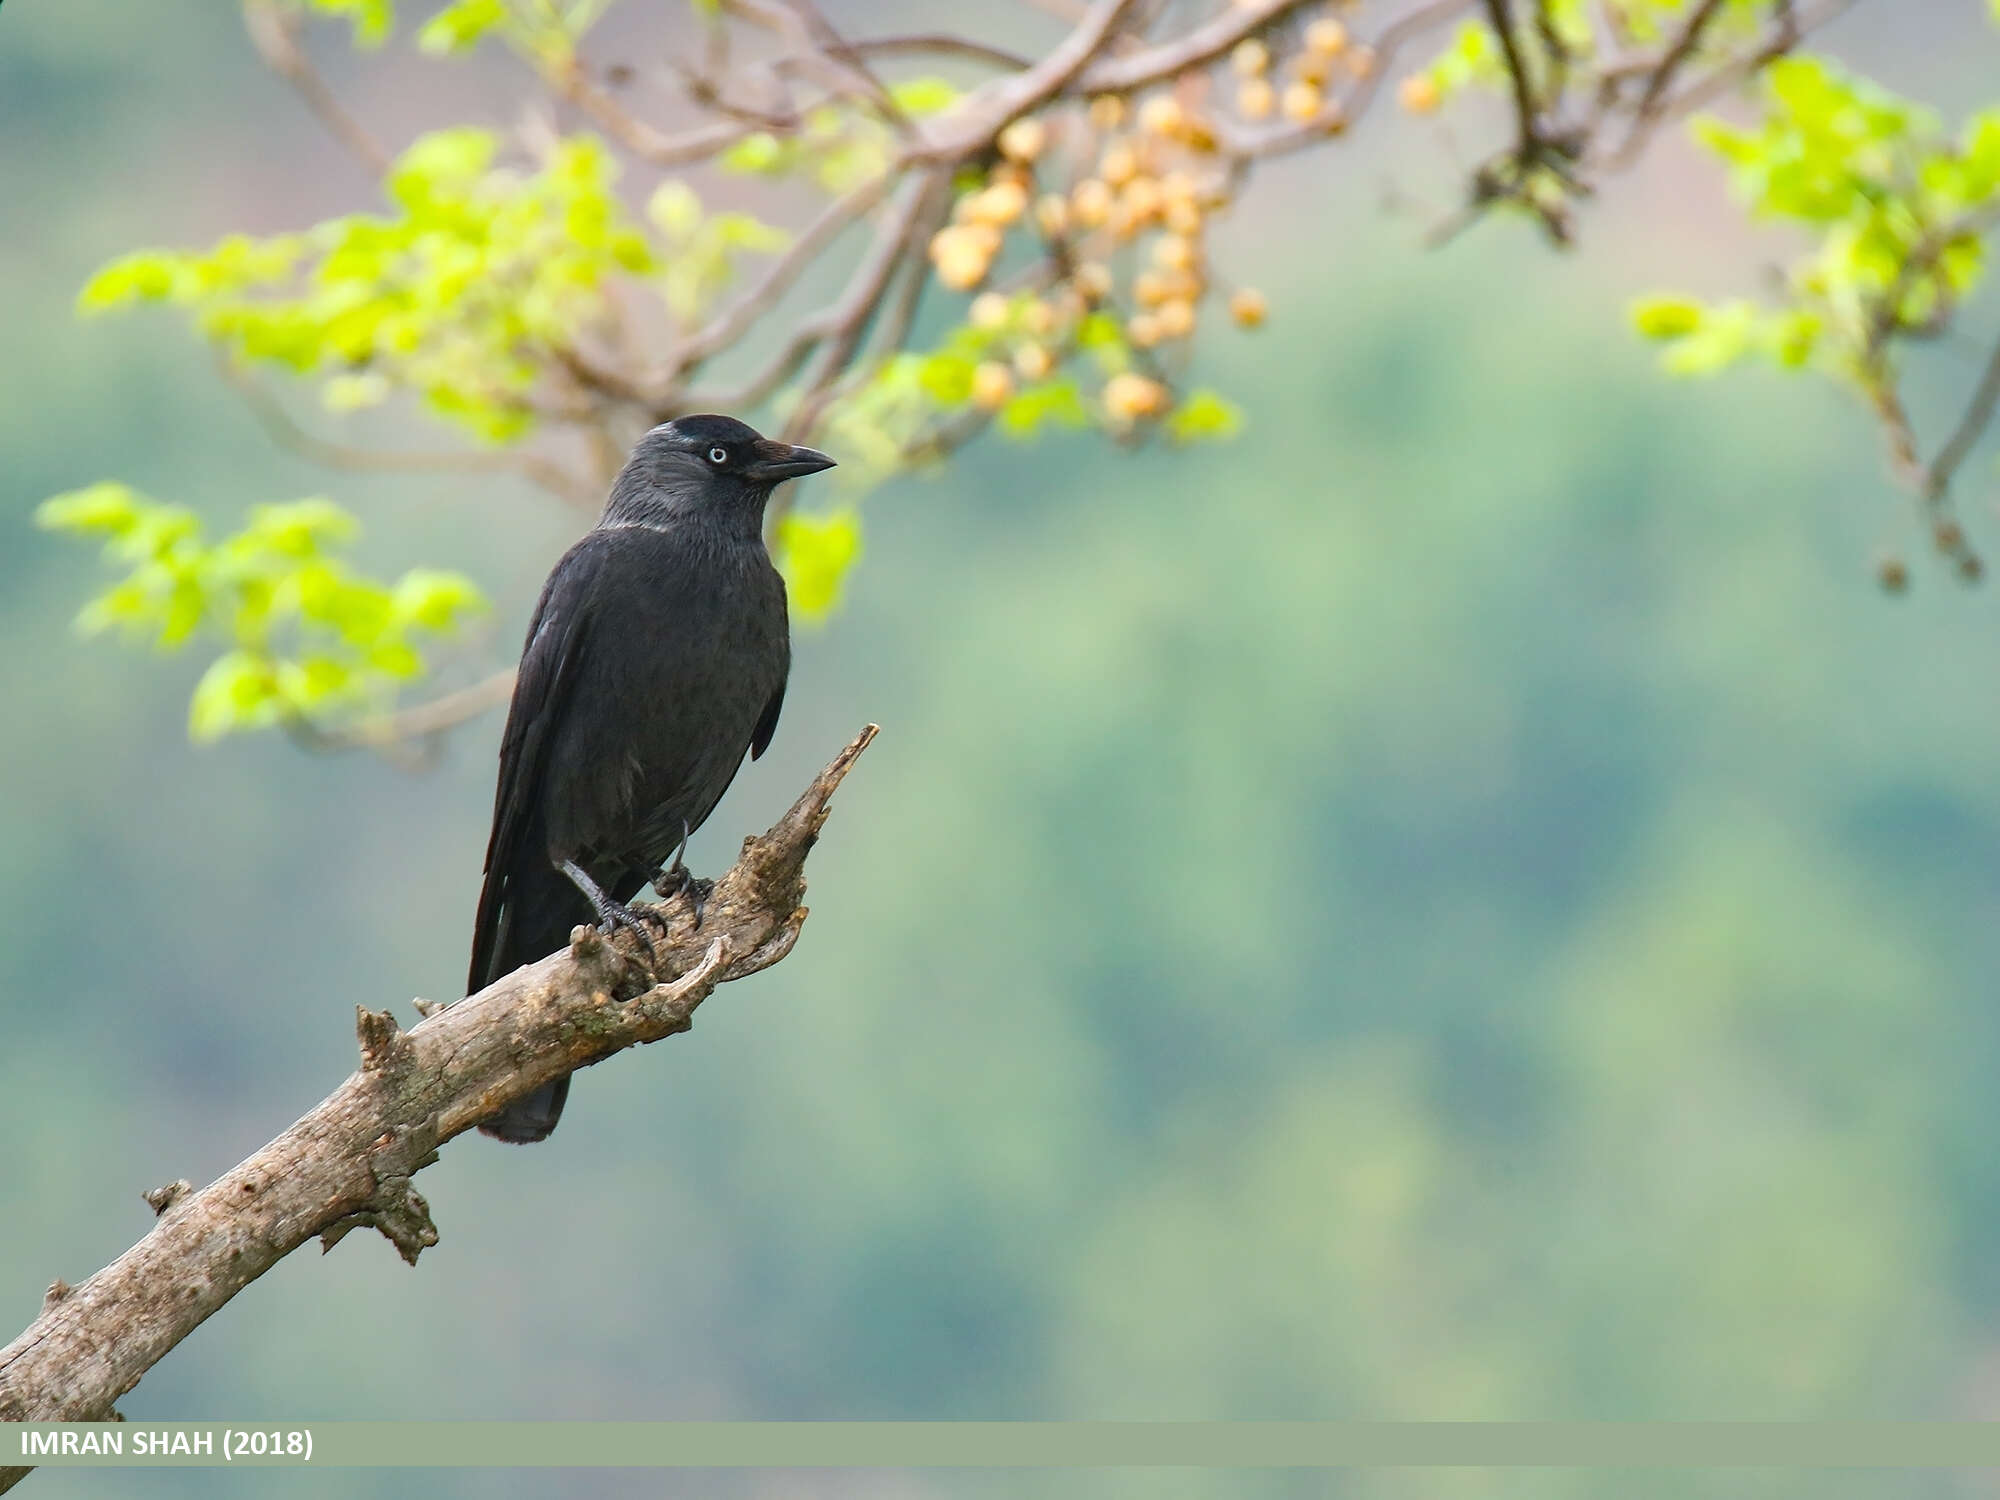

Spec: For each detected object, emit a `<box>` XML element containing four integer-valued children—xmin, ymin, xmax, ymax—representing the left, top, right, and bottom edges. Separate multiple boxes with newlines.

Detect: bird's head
<box><xmin>603</xmin><ymin>415</ymin><xmax>835</xmax><ymax>534</ymax></box>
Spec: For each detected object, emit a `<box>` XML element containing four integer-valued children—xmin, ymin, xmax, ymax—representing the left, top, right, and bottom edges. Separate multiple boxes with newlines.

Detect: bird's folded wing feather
<box><xmin>751</xmin><ymin>679</ymin><xmax>784</xmax><ymax>761</ymax></box>
<box><xmin>466</xmin><ymin>539</ymin><xmax>605</xmax><ymax>995</ymax></box>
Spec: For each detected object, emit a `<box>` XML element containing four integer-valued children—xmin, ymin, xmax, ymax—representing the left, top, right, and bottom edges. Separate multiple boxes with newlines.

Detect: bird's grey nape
<box><xmin>600</xmin><ymin>456</ymin><xmax>769</xmax><ymax>537</ymax></box>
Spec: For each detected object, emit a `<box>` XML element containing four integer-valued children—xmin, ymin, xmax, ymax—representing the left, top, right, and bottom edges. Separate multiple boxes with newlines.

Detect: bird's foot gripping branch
<box><xmin>0</xmin><ymin>725</ymin><xmax>876</xmax><ymax>1473</ymax></box>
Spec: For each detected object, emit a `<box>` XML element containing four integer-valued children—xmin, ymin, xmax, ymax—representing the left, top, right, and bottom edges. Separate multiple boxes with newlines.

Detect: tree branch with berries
<box><xmin>34</xmin><ymin>0</ymin><xmax>2000</xmax><ymax>752</ymax></box>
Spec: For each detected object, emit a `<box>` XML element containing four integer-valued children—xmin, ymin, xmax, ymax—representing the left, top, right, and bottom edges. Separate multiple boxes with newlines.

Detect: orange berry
<box><xmin>1034</xmin><ymin>194</ymin><xmax>1069</xmax><ymax>236</ymax></box>
<box><xmin>1013</xmin><ymin>342</ymin><xmax>1055</xmax><ymax>381</ymax></box>
<box><xmin>998</xmin><ymin>117</ymin><xmax>1046</xmax><ymax>163</ymax></box>
<box><xmin>970</xmin><ymin>291</ymin><xmax>1010</xmax><ymax>330</ymax></box>
<box><xmin>1100</xmin><ymin>142</ymin><xmax>1138</xmax><ymax>187</ymax></box>
<box><xmin>1134</xmin><ymin>269</ymin><xmax>1171</xmax><ymax>307</ymax></box>
<box><xmin>1121</xmin><ymin>175</ymin><xmax>1163</xmax><ymax>223</ymax></box>
<box><xmin>929</xmin><ymin>225</ymin><xmax>996</xmax><ymax>290</ymax></box>
<box><xmin>1231</xmin><ymin>38</ymin><xmax>1269</xmax><ymax>76</ymax></box>
<box><xmin>1237</xmin><ymin>79</ymin><xmax>1275</xmax><ymax>120</ymax></box>
<box><xmin>1073</xmin><ymin>261</ymin><xmax>1113</xmax><ymax>300</ymax></box>
<box><xmin>1138</xmin><ymin>94</ymin><xmax>1185</xmax><ymax>138</ymax></box>
<box><xmin>1104</xmin><ymin>371</ymin><xmax>1170</xmax><ymax>420</ymax></box>
<box><xmin>1089</xmin><ymin>95</ymin><xmax>1127</xmax><ymax>130</ymax></box>
<box><xmin>1156</xmin><ymin>297</ymin><xmax>1196</xmax><ymax>338</ymax></box>
<box><xmin>1305</xmin><ymin>17</ymin><xmax>1348</xmax><ymax>55</ymax></box>
<box><xmin>1126</xmin><ymin>313</ymin><xmax>1162</xmax><ymax>348</ymax></box>
<box><xmin>1398</xmin><ymin>74</ymin><xmax>1441</xmax><ymax>114</ymax></box>
<box><xmin>972</xmin><ymin>361</ymin><xmax>1014</xmax><ymax>411</ymax></box>
<box><xmin>1281</xmin><ymin>81</ymin><xmax>1322</xmax><ymax>123</ymax></box>
<box><xmin>1164</xmin><ymin>198</ymin><xmax>1203</xmax><ymax>236</ymax></box>
<box><xmin>1071</xmin><ymin>178</ymin><xmax>1113</xmax><ymax>227</ymax></box>
<box><xmin>969</xmin><ymin>179</ymin><xmax>1028</xmax><ymax>226</ymax></box>
<box><xmin>1229</xmin><ymin>287</ymin><xmax>1267</xmax><ymax>327</ymax></box>
<box><xmin>1153</xmin><ymin>233</ymin><xmax>1199</xmax><ymax>272</ymax></box>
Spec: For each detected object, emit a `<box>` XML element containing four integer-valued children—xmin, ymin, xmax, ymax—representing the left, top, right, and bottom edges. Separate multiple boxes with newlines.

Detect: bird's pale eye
<box><xmin>708</xmin><ymin>446</ymin><xmax>729</xmax><ymax>465</ymax></box>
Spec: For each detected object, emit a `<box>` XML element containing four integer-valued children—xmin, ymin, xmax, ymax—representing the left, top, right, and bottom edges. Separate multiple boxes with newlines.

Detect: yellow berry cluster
<box><xmin>1227</xmin><ymin>13</ymin><xmax>1373</xmax><ymax>129</ymax></box>
<box><xmin>921</xmin><ymin>4</ymin><xmax>1372</xmax><ymax>430</ymax></box>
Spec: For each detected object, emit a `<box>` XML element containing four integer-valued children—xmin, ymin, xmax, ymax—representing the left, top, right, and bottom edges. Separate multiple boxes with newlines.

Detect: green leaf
<box><xmin>77</xmin><ymin>251</ymin><xmax>186</xmax><ymax>311</ymax></box>
<box><xmin>189</xmin><ymin>650</ymin><xmax>281</xmax><ymax>742</ymax></box>
<box><xmin>775</xmin><ymin>510</ymin><xmax>863</xmax><ymax>622</ymax></box>
<box><xmin>1658</xmin><ymin>300</ymin><xmax>1760</xmax><ymax>376</ymax></box>
<box><xmin>391</xmin><ymin>567</ymin><xmax>488</xmax><ymax>630</ymax></box>
<box><xmin>648</xmin><ymin>181</ymin><xmax>704</xmax><ymax>238</ymax></box>
<box><xmin>36</xmin><ymin>482</ymin><xmax>145</xmax><ymax>537</ymax></box>
<box><xmin>1075</xmin><ymin>311</ymin><xmax>1131</xmax><ymax>374</ymax></box>
<box><xmin>417</xmin><ymin>0</ymin><xmax>508</xmax><ymax>53</ymax></box>
<box><xmin>919</xmin><ymin>352</ymin><xmax>976</xmax><ymax>405</ymax></box>
<box><xmin>1165</xmin><ymin>389</ymin><xmax>1244</xmax><ymax>444</ymax></box>
<box><xmin>1631</xmin><ymin>295</ymin><xmax>1706</xmax><ymax>340</ymax></box>
<box><xmin>998</xmin><ymin>379</ymin><xmax>1090</xmax><ymax>437</ymax></box>
<box><xmin>889</xmin><ymin>78</ymin><xmax>959</xmax><ymax>116</ymax></box>
<box><xmin>304</xmin><ymin>0</ymin><xmax>395</xmax><ymax>46</ymax></box>
<box><xmin>43</xmin><ymin>482</ymin><xmax>487</xmax><ymax>740</ymax></box>
<box><xmin>720</xmin><ymin>133</ymin><xmax>788</xmax><ymax>175</ymax></box>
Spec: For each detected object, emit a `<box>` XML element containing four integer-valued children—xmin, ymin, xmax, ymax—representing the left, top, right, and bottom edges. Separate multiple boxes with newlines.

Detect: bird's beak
<box><xmin>746</xmin><ymin>440</ymin><xmax>837</xmax><ymax>482</ymax></box>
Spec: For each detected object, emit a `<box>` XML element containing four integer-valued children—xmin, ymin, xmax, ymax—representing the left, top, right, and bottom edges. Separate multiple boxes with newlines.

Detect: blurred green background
<box><xmin>5</xmin><ymin>3</ymin><xmax>2000</xmax><ymax>1498</ymax></box>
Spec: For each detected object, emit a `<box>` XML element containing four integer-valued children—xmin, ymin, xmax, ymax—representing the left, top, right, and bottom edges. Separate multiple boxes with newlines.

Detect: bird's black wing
<box><xmin>750</xmin><ymin>679</ymin><xmax>784</xmax><ymax>761</ymax></box>
<box><xmin>466</xmin><ymin>539</ymin><xmax>604</xmax><ymax>995</ymax></box>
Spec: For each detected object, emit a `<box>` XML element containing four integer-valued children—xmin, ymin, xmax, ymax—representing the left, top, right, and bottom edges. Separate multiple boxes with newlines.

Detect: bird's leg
<box><xmin>559</xmin><ymin>859</ymin><xmax>660</xmax><ymax>975</ymax></box>
<box><xmin>654</xmin><ymin>819</ymin><xmax>694</xmax><ymax>896</ymax></box>
<box><xmin>651</xmin><ymin>820</ymin><xmax>710</xmax><ymax>929</ymax></box>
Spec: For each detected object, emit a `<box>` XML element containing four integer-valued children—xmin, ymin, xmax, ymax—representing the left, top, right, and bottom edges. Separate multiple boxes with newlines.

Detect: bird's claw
<box><xmin>652</xmin><ymin>861</ymin><xmax>712</xmax><ymax>929</ymax></box>
<box><xmin>595</xmin><ymin>899</ymin><xmax>661</xmax><ymax>976</ymax></box>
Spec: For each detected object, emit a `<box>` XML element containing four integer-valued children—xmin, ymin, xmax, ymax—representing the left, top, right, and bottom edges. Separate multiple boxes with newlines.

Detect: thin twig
<box><xmin>240</xmin><ymin>0</ymin><xmax>390</xmax><ymax>175</ymax></box>
<box><xmin>556</xmin><ymin>65</ymin><xmax>758</xmax><ymax>167</ymax></box>
<box><xmin>286</xmin><ymin>669</ymin><xmax>519</xmax><ymax>757</ymax></box>
<box><xmin>1626</xmin><ymin>0</ymin><xmax>1724</xmax><ymax>131</ymax></box>
<box><xmin>847</xmin><ymin>34</ymin><xmax>1035</xmax><ymax>70</ymax></box>
<box><xmin>217</xmin><ymin>360</ymin><xmax>598</xmax><ymax>510</ymax></box>
<box><xmin>782</xmin><ymin>171</ymin><xmax>951</xmax><ymax>440</ymax></box>
<box><xmin>1481</xmin><ymin>0</ymin><xmax>1543</xmax><ymax>164</ymax></box>
<box><xmin>1077</xmin><ymin>0</ymin><xmax>1314</xmax><ymax>94</ymax></box>
<box><xmin>673</xmin><ymin>175</ymin><xmax>895</xmax><ymax>376</ymax></box>
<box><xmin>907</xmin><ymin>0</ymin><xmax>1145</xmax><ymax>164</ymax></box>
<box><xmin>1925</xmin><ymin>331</ymin><xmax>2000</xmax><ymax>501</ymax></box>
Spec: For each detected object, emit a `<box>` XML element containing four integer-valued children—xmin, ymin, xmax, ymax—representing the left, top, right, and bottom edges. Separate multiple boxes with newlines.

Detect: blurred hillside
<box><xmin>4</xmin><ymin>4</ymin><xmax>2000</xmax><ymax>1499</ymax></box>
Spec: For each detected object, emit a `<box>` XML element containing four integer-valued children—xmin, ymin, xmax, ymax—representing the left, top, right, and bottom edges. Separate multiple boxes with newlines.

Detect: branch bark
<box><xmin>0</xmin><ymin>726</ymin><xmax>878</xmax><ymax>1487</ymax></box>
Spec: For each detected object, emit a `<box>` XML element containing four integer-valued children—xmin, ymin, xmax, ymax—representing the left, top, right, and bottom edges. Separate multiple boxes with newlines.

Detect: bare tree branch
<box><xmin>908</xmin><ymin>0</ymin><xmax>1145</xmax><ymax>164</ymax></box>
<box><xmin>847</xmin><ymin>34</ymin><xmax>1035</xmax><ymax>70</ymax></box>
<box><xmin>285</xmin><ymin>667</ymin><xmax>519</xmax><ymax>762</ymax></box>
<box><xmin>1076</xmin><ymin>0</ymin><xmax>1315</xmax><ymax>95</ymax></box>
<box><xmin>1926</xmin><ymin>331</ymin><xmax>2000</xmax><ymax>502</ymax></box>
<box><xmin>0</xmin><ymin>727</ymin><xmax>878</xmax><ymax>1482</ymax></box>
<box><xmin>219</xmin><ymin>359</ymin><xmax>598</xmax><ymax>510</ymax></box>
<box><xmin>241</xmin><ymin>0</ymin><xmax>390</xmax><ymax>175</ymax></box>
<box><xmin>672</xmin><ymin>175</ymin><xmax>895</xmax><ymax>378</ymax></box>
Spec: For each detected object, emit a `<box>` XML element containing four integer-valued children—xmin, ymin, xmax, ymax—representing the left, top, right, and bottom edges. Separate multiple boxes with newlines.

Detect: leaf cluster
<box><xmin>35</xmin><ymin>485</ymin><xmax>485</xmax><ymax>741</ymax></box>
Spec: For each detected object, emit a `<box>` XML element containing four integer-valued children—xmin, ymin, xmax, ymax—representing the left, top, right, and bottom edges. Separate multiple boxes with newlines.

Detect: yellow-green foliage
<box><xmin>1633</xmin><ymin>57</ymin><xmax>2000</xmax><ymax>384</ymax></box>
<box><xmin>36</xmin><ymin>484</ymin><xmax>485</xmax><ymax>741</ymax></box>
<box><xmin>79</xmin><ymin>129</ymin><xmax>664</xmax><ymax>442</ymax></box>
<box><xmin>774</xmin><ymin>510</ymin><xmax>863</xmax><ymax>623</ymax></box>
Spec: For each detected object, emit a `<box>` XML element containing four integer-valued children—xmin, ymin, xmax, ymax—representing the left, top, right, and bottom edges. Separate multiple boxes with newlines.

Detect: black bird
<box><xmin>469</xmin><ymin>414</ymin><xmax>834</xmax><ymax>1143</ymax></box>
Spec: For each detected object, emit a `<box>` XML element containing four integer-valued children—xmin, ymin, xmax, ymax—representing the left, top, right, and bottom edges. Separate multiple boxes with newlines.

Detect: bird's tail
<box><xmin>471</xmin><ymin>855</ymin><xmax>597</xmax><ymax>1144</ymax></box>
<box><xmin>481</xmin><ymin>1077</ymin><xmax>571</xmax><ymax>1144</ymax></box>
